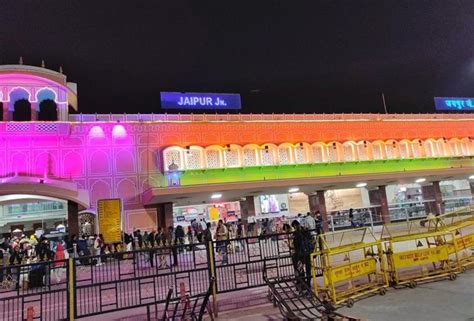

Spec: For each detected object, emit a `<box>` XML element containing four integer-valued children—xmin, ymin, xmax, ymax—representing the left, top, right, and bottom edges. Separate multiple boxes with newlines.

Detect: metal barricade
<box><xmin>381</xmin><ymin>219</ymin><xmax>459</xmax><ymax>288</ymax></box>
<box><xmin>310</xmin><ymin>227</ymin><xmax>388</xmax><ymax>307</ymax></box>
<box><xmin>438</xmin><ymin>206</ymin><xmax>474</xmax><ymax>271</ymax></box>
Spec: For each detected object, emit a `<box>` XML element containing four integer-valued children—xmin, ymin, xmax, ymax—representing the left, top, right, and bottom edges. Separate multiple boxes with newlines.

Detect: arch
<box><xmin>162</xmin><ymin>146</ymin><xmax>184</xmax><ymax>171</ymax></box>
<box><xmin>371</xmin><ymin>140</ymin><xmax>385</xmax><ymax>160</ymax></box>
<box><xmin>11</xmin><ymin>152</ymin><xmax>29</xmax><ymax>175</ymax></box>
<box><xmin>311</xmin><ymin>142</ymin><xmax>327</xmax><ymax>163</ymax></box>
<box><xmin>205</xmin><ymin>145</ymin><xmax>224</xmax><ymax>168</ymax></box>
<box><xmin>242</xmin><ymin>144</ymin><xmax>259</xmax><ymax>167</ymax></box>
<box><xmin>294</xmin><ymin>142</ymin><xmax>310</xmax><ymax>164</ymax></box>
<box><xmin>410</xmin><ymin>139</ymin><xmax>424</xmax><ymax>158</ymax></box>
<box><xmin>139</xmin><ymin>149</ymin><xmax>157</xmax><ymax>172</ymax></box>
<box><xmin>356</xmin><ymin>140</ymin><xmax>369</xmax><ymax>161</ymax></box>
<box><xmin>384</xmin><ymin>139</ymin><xmax>399</xmax><ymax>159</ymax></box>
<box><xmin>185</xmin><ymin>146</ymin><xmax>205</xmax><ymax>169</ymax></box>
<box><xmin>34</xmin><ymin>152</ymin><xmax>57</xmax><ymax>176</ymax></box>
<box><xmin>398</xmin><ymin>139</ymin><xmax>412</xmax><ymax>159</ymax></box>
<box><xmin>223</xmin><ymin>144</ymin><xmax>242</xmax><ymax>168</ymax></box>
<box><xmin>36</xmin><ymin>88</ymin><xmax>57</xmax><ymax>104</ymax></box>
<box><xmin>259</xmin><ymin>143</ymin><xmax>278</xmax><ymax>165</ymax></box>
<box><xmin>63</xmin><ymin>151</ymin><xmax>84</xmax><ymax>177</ymax></box>
<box><xmin>460</xmin><ymin>138</ymin><xmax>473</xmax><ymax>156</ymax></box>
<box><xmin>89</xmin><ymin>180</ymin><xmax>111</xmax><ymax>208</ymax></box>
<box><xmin>116</xmin><ymin>178</ymin><xmax>138</xmax><ymax>204</ymax></box>
<box><xmin>89</xmin><ymin>150</ymin><xmax>111</xmax><ymax>175</ymax></box>
<box><xmin>8</xmin><ymin>87</ymin><xmax>31</xmax><ymax>105</ymax></box>
<box><xmin>115</xmin><ymin>149</ymin><xmax>135</xmax><ymax>173</ymax></box>
<box><xmin>423</xmin><ymin>139</ymin><xmax>437</xmax><ymax>157</ymax></box>
<box><xmin>38</xmin><ymin>99</ymin><xmax>57</xmax><ymax>121</ymax></box>
<box><xmin>435</xmin><ymin>138</ymin><xmax>449</xmax><ymax>157</ymax></box>
<box><xmin>12</xmin><ymin>99</ymin><xmax>31</xmax><ymax>121</ymax></box>
<box><xmin>278</xmin><ymin>143</ymin><xmax>294</xmax><ymax>165</ymax></box>
<box><xmin>326</xmin><ymin>141</ymin><xmax>342</xmax><ymax>162</ymax></box>
<box><xmin>342</xmin><ymin>141</ymin><xmax>357</xmax><ymax>161</ymax></box>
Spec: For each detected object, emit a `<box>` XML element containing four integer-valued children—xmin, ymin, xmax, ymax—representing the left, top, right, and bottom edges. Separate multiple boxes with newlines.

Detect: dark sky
<box><xmin>1</xmin><ymin>1</ymin><xmax>473</xmax><ymax>114</ymax></box>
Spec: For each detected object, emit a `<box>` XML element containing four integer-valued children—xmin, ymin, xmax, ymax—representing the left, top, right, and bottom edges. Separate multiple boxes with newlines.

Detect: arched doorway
<box><xmin>38</xmin><ymin>99</ymin><xmax>58</xmax><ymax>121</ymax></box>
<box><xmin>13</xmin><ymin>99</ymin><xmax>32</xmax><ymax>121</ymax></box>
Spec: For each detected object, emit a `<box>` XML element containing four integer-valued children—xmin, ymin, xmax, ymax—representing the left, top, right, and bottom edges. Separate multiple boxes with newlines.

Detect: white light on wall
<box><xmin>211</xmin><ymin>193</ymin><xmax>222</xmax><ymax>199</ymax></box>
<box><xmin>112</xmin><ymin>124</ymin><xmax>127</xmax><ymax>138</ymax></box>
<box><xmin>400</xmin><ymin>186</ymin><xmax>407</xmax><ymax>192</ymax></box>
<box><xmin>415</xmin><ymin>178</ymin><xmax>426</xmax><ymax>183</ymax></box>
<box><xmin>469</xmin><ymin>175</ymin><xmax>474</xmax><ymax>180</ymax></box>
<box><xmin>288</xmin><ymin>187</ymin><xmax>300</xmax><ymax>193</ymax></box>
<box><xmin>356</xmin><ymin>182</ymin><xmax>367</xmax><ymax>188</ymax></box>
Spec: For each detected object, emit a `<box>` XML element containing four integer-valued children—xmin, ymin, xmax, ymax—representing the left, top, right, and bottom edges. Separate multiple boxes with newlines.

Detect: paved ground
<box><xmin>213</xmin><ymin>270</ymin><xmax>474</xmax><ymax>321</ymax></box>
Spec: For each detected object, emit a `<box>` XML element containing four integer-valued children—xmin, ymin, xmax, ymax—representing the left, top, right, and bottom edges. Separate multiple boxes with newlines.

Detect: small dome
<box><xmin>168</xmin><ymin>161</ymin><xmax>179</xmax><ymax>171</ymax></box>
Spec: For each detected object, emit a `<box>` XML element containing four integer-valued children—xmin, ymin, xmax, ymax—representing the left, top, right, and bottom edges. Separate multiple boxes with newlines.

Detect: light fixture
<box><xmin>469</xmin><ymin>175</ymin><xmax>474</xmax><ymax>180</ymax></box>
<box><xmin>288</xmin><ymin>187</ymin><xmax>300</xmax><ymax>193</ymax></box>
<box><xmin>415</xmin><ymin>178</ymin><xmax>426</xmax><ymax>183</ymax></box>
<box><xmin>89</xmin><ymin>126</ymin><xmax>105</xmax><ymax>138</ymax></box>
<box><xmin>211</xmin><ymin>193</ymin><xmax>222</xmax><ymax>199</ymax></box>
<box><xmin>112</xmin><ymin>124</ymin><xmax>127</xmax><ymax>138</ymax></box>
<box><xmin>356</xmin><ymin>182</ymin><xmax>367</xmax><ymax>188</ymax></box>
<box><xmin>400</xmin><ymin>186</ymin><xmax>407</xmax><ymax>192</ymax></box>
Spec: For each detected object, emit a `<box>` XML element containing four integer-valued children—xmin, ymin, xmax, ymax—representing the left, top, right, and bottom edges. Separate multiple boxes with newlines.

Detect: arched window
<box><xmin>326</xmin><ymin>142</ymin><xmax>341</xmax><ymax>162</ymax></box>
<box><xmin>294</xmin><ymin>143</ymin><xmax>309</xmax><ymax>164</ymax></box>
<box><xmin>243</xmin><ymin>145</ymin><xmax>259</xmax><ymax>167</ymax></box>
<box><xmin>205</xmin><ymin>147</ymin><xmax>223</xmax><ymax>168</ymax></box>
<box><xmin>411</xmin><ymin>140</ymin><xmax>423</xmax><ymax>158</ymax></box>
<box><xmin>399</xmin><ymin>140</ymin><xmax>411</xmax><ymax>159</ymax></box>
<box><xmin>260</xmin><ymin>144</ymin><xmax>277</xmax><ymax>166</ymax></box>
<box><xmin>423</xmin><ymin>140</ymin><xmax>436</xmax><ymax>157</ymax></box>
<box><xmin>356</xmin><ymin>141</ymin><xmax>368</xmax><ymax>161</ymax></box>
<box><xmin>13</xmin><ymin>99</ymin><xmax>31</xmax><ymax>121</ymax></box>
<box><xmin>224</xmin><ymin>145</ymin><xmax>242</xmax><ymax>167</ymax></box>
<box><xmin>163</xmin><ymin>147</ymin><xmax>184</xmax><ymax>171</ymax></box>
<box><xmin>342</xmin><ymin>142</ymin><xmax>357</xmax><ymax>161</ymax></box>
<box><xmin>372</xmin><ymin>141</ymin><xmax>385</xmax><ymax>160</ymax></box>
<box><xmin>278</xmin><ymin>144</ymin><xmax>293</xmax><ymax>165</ymax></box>
<box><xmin>384</xmin><ymin>140</ymin><xmax>398</xmax><ymax>159</ymax></box>
<box><xmin>311</xmin><ymin>143</ymin><xmax>326</xmax><ymax>163</ymax></box>
<box><xmin>38</xmin><ymin>99</ymin><xmax>58</xmax><ymax>121</ymax></box>
<box><xmin>184</xmin><ymin>146</ymin><xmax>204</xmax><ymax>170</ymax></box>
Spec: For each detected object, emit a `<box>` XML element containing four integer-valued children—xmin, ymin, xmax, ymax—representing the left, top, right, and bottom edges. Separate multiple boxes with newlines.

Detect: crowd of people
<box><xmin>0</xmin><ymin>211</ymin><xmax>324</xmax><ymax>289</ymax></box>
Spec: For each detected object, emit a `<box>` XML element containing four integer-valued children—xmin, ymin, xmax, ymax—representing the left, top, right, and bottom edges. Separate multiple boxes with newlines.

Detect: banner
<box><xmin>97</xmin><ymin>199</ymin><xmax>122</xmax><ymax>243</ymax></box>
<box><xmin>393</xmin><ymin>245</ymin><xmax>449</xmax><ymax>269</ymax></box>
<box><xmin>327</xmin><ymin>258</ymin><xmax>377</xmax><ymax>284</ymax></box>
<box><xmin>434</xmin><ymin>97</ymin><xmax>474</xmax><ymax>111</ymax></box>
<box><xmin>448</xmin><ymin>234</ymin><xmax>474</xmax><ymax>254</ymax></box>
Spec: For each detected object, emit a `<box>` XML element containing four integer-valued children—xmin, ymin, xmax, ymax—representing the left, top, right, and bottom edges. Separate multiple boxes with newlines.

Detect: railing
<box><xmin>68</xmin><ymin>112</ymin><xmax>474</xmax><ymax>123</ymax></box>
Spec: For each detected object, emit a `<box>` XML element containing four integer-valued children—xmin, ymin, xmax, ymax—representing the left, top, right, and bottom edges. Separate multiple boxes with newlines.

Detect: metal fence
<box><xmin>0</xmin><ymin>231</ymin><xmax>302</xmax><ymax>320</ymax></box>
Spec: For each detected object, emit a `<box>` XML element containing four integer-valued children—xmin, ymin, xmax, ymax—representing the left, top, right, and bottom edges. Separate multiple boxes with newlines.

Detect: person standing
<box><xmin>215</xmin><ymin>220</ymin><xmax>229</xmax><ymax>265</ymax></box>
<box><xmin>167</xmin><ymin>226</ymin><xmax>178</xmax><ymax>266</ymax></box>
<box><xmin>93</xmin><ymin>234</ymin><xmax>103</xmax><ymax>266</ymax></box>
<box><xmin>291</xmin><ymin>220</ymin><xmax>314</xmax><ymax>289</ymax></box>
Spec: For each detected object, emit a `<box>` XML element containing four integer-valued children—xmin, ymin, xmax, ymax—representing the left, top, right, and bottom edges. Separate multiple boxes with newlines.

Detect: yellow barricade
<box><xmin>381</xmin><ymin>220</ymin><xmax>459</xmax><ymax>287</ymax></box>
<box><xmin>311</xmin><ymin>227</ymin><xmax>388</xmax><ymax>307</ymax></box>
<box><xmin>438</xmin><ymin>206</ymin><xmax>474</xmax><ymax>270</ymax></box>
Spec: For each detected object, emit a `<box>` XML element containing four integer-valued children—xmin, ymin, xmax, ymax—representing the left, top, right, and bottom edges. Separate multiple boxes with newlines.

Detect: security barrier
<box><xmin>381</xmin><ymin>219</ymin><xmax>459</xmax><ymax>288</ymax></box>
<box><xmin>438</xmin><ymin>206</ymin><xmax>474</xmax><ymax>271</ymax></box>
<box><xmin>310</xmin><ymin>227</ymin><xmax>388</xmax><ymax>307</ymax></box>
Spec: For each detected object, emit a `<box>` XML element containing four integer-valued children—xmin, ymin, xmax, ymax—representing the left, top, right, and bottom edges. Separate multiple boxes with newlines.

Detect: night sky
<box><xmin>1</xmin><ymin>1</ymin><xmax>473</xmax><ymax>114</ymax></box>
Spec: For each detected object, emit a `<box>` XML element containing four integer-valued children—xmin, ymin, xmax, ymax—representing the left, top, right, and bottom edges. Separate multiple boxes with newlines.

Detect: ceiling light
<box><xmin>469</xmin><ymin>175</ymin><xmax>474</xmax><ymax>180</ymax></box>
<box><xmin>211</xmin><ymin>193</ymin><xmax>222</xmax><ymax>199</ymax></box>
<box><xmin>288</xmin><ymin>187</ymin><xmax>300</xmax><ymax>193</ymax></box>
<box><xmin>415</xmin><ymin>178</ymin><xmax>426</xmax><ymax>183</ymax></box>
<box><xmin>356</xmin><ymin>182</ymin><xmax>367</xmax><ymax>188</ymax></box>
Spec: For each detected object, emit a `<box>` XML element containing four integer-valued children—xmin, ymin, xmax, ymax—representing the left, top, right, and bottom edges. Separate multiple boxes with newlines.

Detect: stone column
<box><xmin>156</xmin><ymin>202</ymin><xmax>174</xmax><ymax>229</ymax></box>
<box><xmin>30</xmin><ymin>102</ymin><xmax>37</xmax><ymax>121</ymax></box>
<box><xmin>239</xmin><ymin>196</ymin><xmax>256</xmax><ymax>230</ymax></box>
<box><xmin>4</xmin><ymin>102</ymin><xmax>11</xmax><ymax>121</ymax></box>
<box><xmin>67</xmin><ymin>200</ymin><xmax>80</xmax><ymax>237</ymax></box>
<box><xmin>308</xmin><ymin>191</ymin><xmax>328</xmax><ymax>231</ymax></box>
<box><xmin>421</xmin><ymin>182</ymin><xmax>443</xmax><ymax>215</ymax></box>
<box><xmin>368</xmin><ymin>186</ymin><xmax>390</xmax><ymax>223</ymax></box>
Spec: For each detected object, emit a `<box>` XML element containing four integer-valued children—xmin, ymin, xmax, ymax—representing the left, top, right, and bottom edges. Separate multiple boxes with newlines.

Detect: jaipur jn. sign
<box><xmin>160</xmin><ymin>92</ymin><xmax>241</xmax><ymax>110</ymax></box>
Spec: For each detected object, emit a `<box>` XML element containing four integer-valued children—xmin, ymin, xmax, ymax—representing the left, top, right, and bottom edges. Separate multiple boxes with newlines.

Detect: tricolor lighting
<box><xmin>415</xmin><ymin>178</ymin><xmax>426</xmax><ymax>183</ymax></box>
<box><xmin>288</xmin><ymin>187</ymin><xmax>300</xmax><ymax>193</ymax></box>
<box><xmin>356</xmin><ymin>182</ymin><xmax>367</xmax><ymax>188</ymax></box>
<box><xmin>211</xmin><ymin>193</ymin><xmax>222</xmax><ymax>199</ymax></box>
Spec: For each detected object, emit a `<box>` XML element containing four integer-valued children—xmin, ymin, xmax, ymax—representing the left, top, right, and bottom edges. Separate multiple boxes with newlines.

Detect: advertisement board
<box><xmin>434</xmin><ymin>97</ymin><xmax>474</xmax><ymax>111</ymax></box>
<box><xmin>97</xmin><ymin>199</ymin><xmax>122</xmax><ymax>243</ymax></box>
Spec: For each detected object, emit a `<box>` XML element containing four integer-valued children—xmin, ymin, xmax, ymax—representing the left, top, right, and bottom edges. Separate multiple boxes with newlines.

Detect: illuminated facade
<box><xmin>0</xmin><ymin>64</ymin><xmax>473</xmax><ymax>235</ymax></box>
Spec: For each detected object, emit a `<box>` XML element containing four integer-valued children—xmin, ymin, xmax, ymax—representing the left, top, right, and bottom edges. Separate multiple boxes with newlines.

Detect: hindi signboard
<box><xmin>160</xmin><ymin>92</ymin><xmax>241</xmax><ymax>110</ymax></box>
<box><xmin>434</xmin><ymin>97</ymin><xmax>474</xmax><ymax>111</ymax></box>
<box><xmin>97</xmin><ymin>199</ymin><xmax>122</xmax><ymax>243</ymax></box>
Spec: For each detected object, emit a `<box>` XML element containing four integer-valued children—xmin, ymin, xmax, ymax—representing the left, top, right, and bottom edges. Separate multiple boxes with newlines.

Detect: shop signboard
<box><xmin>161</xmin><ymin>92</ymin><xmax>241</xmax><ymax>110</ymax></box>
<box><xmin>97</xmin><ymin>199</ymin><xmax>122</xmax><ymax>243</ymax></box>
<box><xmin>434</xmin><ymin>97</ymin><xmax>474</xmax><ymax>111</ymax></box>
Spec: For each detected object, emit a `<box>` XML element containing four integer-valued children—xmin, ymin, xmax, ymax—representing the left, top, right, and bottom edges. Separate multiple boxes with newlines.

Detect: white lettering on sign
<box><xmin>177</xmin><ymin>96</ymin><xmax>227</xmax><ymax>107</ymax></box>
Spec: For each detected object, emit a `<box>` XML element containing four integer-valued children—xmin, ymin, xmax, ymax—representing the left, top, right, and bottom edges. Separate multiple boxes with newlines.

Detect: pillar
<box><xmin>4</xmin><ymin>102</ymin><xmax>11</xmax><ymax>121</ymax></box>
<box><xmin>470</xmin><ymin>181</ymin><xmax>474</xmax><ymax>196</ymax></box>
<box><xmin>239</xmin><ymin>196</ymin><xmax>256</xmax><ymax>229</ymax></box>
<box><xmin>368</xmin><ymin>186</ymin><xmax>390</xmax><ymax>223</ymax></box>
<box><xmin>308</xmin><ymin>191</ymin><xmax>328</xmax><ymax>231</ymax></box>
<box><xmin>67</xmin><ymin>200</ymin><xmax>80</xmax><ymax>237</ymax></box>
<box><xmin>421</xmin><ymin>181</ymin><xmax>443</xmax><ymax>215</ymax></box>
<box><xmin>30</xmin><ymin>102</ymin><xmax>37</xmax><ymax>121</ymax></box>
<box><xmin>156</xmin><ymin>202</ymin><xmax>174</xmax><ymax>229</ymax></box>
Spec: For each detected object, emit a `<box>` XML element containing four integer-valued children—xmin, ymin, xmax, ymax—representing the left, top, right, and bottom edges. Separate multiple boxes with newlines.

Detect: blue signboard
<box><xmin>434</xmin><ymin>97</ymin><xmax>474</xmax><ymax>111</ymax></box>
<box><xmin>160</xmin><ymin>92</ymin><xmax>241</xmax><ymax>110</ymax></box>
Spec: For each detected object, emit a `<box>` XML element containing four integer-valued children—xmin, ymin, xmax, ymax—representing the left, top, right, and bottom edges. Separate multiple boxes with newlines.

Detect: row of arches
<box><xmin>1</xmin><ymin>87</ymin><xmax>58</xmax><ymax>121</ymax></box>
<box><xmin>163</xmin><ymin>137</ymin><xmax>474</xmax><ymax>171</ymax></box>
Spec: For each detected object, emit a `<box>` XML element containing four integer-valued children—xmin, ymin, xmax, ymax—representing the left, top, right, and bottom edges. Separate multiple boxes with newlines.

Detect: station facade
<box><xmin>0</xmin><ymin>64</ymin><xmax>473</xmax><ymax>237</ymax></box>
